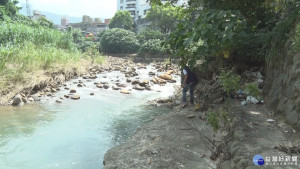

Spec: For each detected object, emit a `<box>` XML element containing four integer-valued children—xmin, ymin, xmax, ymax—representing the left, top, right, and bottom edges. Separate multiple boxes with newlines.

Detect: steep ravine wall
<box><xmin>264</xmin><ymin>31</ymin><xmax>300</xmax><ymax>129</ymax></box>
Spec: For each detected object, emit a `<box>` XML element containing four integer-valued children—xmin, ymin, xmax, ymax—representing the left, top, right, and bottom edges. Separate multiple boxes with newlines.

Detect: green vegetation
<box><xmin>146</xmin><ymin>2</ymin><xmax>183</xmax><ymax>34</ymax></box>
<box><xmin>207</xmin><ymin>108</ymin><xmax>231</xmax><ymax>132</ymax></box>
<box><xmin>154</xmin><ymin>0</ymin><xmax>300</xmax><ymax>71</ymax></box>
<box><xmin>137</xmin><ymin>30</ymin><xmax>165</xmax><ymax>43</ymax></box>
<box><xmin>0</xmin><ymin>0</ymin><xmax>105</xmax><ymax>92</ymax></box>
<box><xmin>109</xmin><ymin>10</ymin><xmax>134</xmax><ymax>31</ymax></box>
<box><xmin>244</xmin><ymin>83</ymin><xmax>262</xmax><ymax>100</ymax></box>
<box><xmin>219</xmin><ymin>68</ymin><xmax>241</xmax><ymax>96</ymax></box>
<box><xmin>138</xmin><ymin>39</ymin><xmax>166</xmax><ymax>56</ymax></box>
<box><xmin>100</xmin><ymin>28</ymin><xmax>139</xmax><ymax>54</ymax></box>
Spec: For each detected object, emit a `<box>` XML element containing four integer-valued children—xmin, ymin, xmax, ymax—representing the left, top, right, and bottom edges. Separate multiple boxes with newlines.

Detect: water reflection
<box><xmin>0</xmin><ymin>104</ymin><xmax>58</xmax><ymax>145</ymax></box>
<box><xmin>109</xmin><ymin>105</ymin><xmax>170</xmax><ymax>145</ymax></box>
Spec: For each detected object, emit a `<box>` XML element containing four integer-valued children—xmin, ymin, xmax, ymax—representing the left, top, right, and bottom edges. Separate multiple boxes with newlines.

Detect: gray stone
<box><xmin>297</xmin><ymin>121</ymin><xmax>300</xmax><ymax>130</ymax></box>
<box><xmin>283</xmin><ymin>100</ymin><xmax>294</xmax><ymax>116</ymax></box>
<box><xmin>32</xmin><ymin>95</ymin><xmax>41</xmax><ymax>101</ymax></box>
<box><xmin>286</xmin><ymin>84</ymin><xmax>295</xmax><ymax>99</ymax></box>
<box><xmin>28</xmin><ymin>97</ymin><xmax>34</xmax><ymax>102</ymax></box>
<box><xmin>286</xmin><ymin>110</ymin><xmax>298</xmax><ymax>125</ymax></box>
<box><xmin>103</xmin><ymin>84</ymin><xmax>109</xmax><ymax>89</ymax></box>
<box><xmin>12</xmin><ymin>95</ymin><xmax>23</xmax><ymax>106</ymax></box>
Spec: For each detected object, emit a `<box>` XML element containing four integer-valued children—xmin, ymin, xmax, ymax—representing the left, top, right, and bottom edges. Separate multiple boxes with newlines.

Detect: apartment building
<box><xmin>117</xmin><ymin>0</ymin><xmax>188</xmax><ymax>31</ymax></box>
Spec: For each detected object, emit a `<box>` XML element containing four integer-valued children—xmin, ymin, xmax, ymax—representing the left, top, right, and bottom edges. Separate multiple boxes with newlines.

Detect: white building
<box><xmin>117</xmin><ymin>0</ymin><xmax>188</xmax><ymax>31</ymax></box>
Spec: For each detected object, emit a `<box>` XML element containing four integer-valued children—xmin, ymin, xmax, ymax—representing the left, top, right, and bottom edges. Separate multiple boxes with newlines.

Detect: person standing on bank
<box><xmin>182</xmin><ymin>65</ymin><xmax>198</xmax><ymax>107</ymax></box>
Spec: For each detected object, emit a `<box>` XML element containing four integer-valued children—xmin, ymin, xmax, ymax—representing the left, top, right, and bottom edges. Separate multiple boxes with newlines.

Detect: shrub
<box><xmin>138</xmin><ymin>39</ymin><xmax>166</xmax><ymax>56</ymax></box>
<box><xmin>219</xmin><ymin>68</ymin><xmax>241</xmax><ymax>96</ymax></box>
<box><xmin>100</xmin><ymin>28</ymin><xmax>139</xmax><ymax>54</ymax></box>
<box><xmin>245</xmin><ymin>83</ymin><xmax>262</xmax><ymax>100</ymax></box>
<box><xmin>137</xmin><ymin>30</ymin><xmax>165</xmax><ymax>43</ymax></box>
<box><xmin>207</xmin><ymin>108</ymin><xmax>231</xmax><ymax>132</ymax></box>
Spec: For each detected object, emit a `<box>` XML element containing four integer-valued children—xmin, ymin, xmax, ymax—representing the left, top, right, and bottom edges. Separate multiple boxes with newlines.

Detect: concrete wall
<box><xmin>264</xmin><ymin>38</ymin><xmax>300</xmax><ymax>129</ymax></box>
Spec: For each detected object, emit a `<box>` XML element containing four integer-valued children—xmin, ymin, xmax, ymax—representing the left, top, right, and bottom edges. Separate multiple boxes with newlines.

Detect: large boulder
<box><xmin>159</xmin><ymin>74</ymin><xmax>172</xmax><ymax>80</ymax></box>
<box><xmin>12</xmin><ymin>95</ymin><xmax>23</xmax><ymax>106</ymax></box>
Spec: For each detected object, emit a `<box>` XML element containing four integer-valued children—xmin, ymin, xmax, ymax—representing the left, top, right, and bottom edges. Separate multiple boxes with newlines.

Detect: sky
<box><xmin>18</xmin><ymin>0</ymin><xmax>117</xmax><ymax>18</ymax></box>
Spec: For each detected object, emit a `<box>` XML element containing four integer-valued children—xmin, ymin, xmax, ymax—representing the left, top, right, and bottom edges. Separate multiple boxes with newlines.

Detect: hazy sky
<box><xmin>18</xmin><ymin>0</ymin><xmax>117</xmax><ymax>18</ymax></box>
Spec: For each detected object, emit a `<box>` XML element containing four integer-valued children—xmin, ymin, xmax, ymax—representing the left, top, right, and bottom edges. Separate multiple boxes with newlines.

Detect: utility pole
<box><xmin>26</xmin><ymin>0</ymin><xmax>31</xmax><ymax>18</ymax></box>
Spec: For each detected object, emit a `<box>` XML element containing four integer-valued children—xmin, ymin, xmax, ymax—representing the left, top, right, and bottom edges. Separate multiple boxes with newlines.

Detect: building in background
<box><xmin>67</xmin><ymin>15</ymin><xmax>111</xmax><ymax>35</ymax></box>
<box><xmin>117</xmin><ymin>0</ymin><xmax>187</xmax><ymax>32</ymax></box>
<box><xmin>31</xmin><ymin>10</ymin><xmax>46</xmax><ymax>21</ymax></box>
<box><xmin>105</xmin><ymin>19</ymin><xmax>111</xmax><ymax>25</ymax></box>
<box><xmin>61</xmin><ymin>16</ymin><xmax>69</xmax><ymax>26</ymax></box>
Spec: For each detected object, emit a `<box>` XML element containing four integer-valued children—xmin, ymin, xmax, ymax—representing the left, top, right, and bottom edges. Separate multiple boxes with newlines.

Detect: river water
<box><xmin>0</xmin><ymin>65</ymin><xmax>180</xmax><ymax>169</ymax></box>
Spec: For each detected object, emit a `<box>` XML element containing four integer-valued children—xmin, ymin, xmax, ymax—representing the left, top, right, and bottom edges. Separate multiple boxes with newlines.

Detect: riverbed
<box><xmin>0</xmin><ymin>63</ymin><xmax>180</xmax><ymax>169</ymax></box>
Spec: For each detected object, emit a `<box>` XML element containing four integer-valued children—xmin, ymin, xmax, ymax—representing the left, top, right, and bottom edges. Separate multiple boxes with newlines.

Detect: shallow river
<box><xmin>0</xmin><ymin>65</ymin><xmax>180</xmax><ymax>169</ymax></box>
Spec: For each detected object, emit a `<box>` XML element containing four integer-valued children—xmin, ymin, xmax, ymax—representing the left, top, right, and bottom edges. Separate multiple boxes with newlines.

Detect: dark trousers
<box><xmin>182</xmin><ymin>83</ymin><xmax>196</xmax><ymax>104</ymax></box>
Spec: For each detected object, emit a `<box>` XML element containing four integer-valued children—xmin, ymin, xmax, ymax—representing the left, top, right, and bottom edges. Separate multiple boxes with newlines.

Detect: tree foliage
<box><xmin>138</xmin><ymin>39</ymin><xmax>166</xmax><ymax>56</ymax></box>
<box><xmin>158</xmin><ymin>0</ymin><xmax>300</xmax><ymax>70</ymax></box>
<box><xmin>0</xmin><ymin>0</ymin><xmax>20</xmax><ymax>20</ymax></box>
<box><xmin>137</xmin><ymin>30</ymin><xmax>165</xmax><ymax>43</ymax></box>
<box><xmin>37</xmin><ymin>17</ymin><xmax>54</xmax><ymax>28</ymax></box>
<box><xmin>100</xmin><ymin>28</ymin><xmax>139</xmax><ymax>54</ymax></box>
<box><xmin>146</xmin><ymin>3</ymin><xmax>183</xmax><ymax>34</ymax></box>
<box><xmin>109</xmin><ymin>10</ymin><xmax>134</xmax><ymax>31</ymax></box>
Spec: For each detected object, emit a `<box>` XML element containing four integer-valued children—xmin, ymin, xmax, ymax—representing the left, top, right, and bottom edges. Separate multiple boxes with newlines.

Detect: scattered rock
<box><xmin>28</xmin><ymin>97</ymin><xmax>35</xmax><ymax>102</ymax></box>
<box><xmin>96</xmin><ymin>84</ymin><xmax>103</xmax><ymax>88</ymax></box>
<box><xmin>148</xmin><ymin>72</ymin><xmax>155</xmax><ymax>76</ymax></box>
<box><xmin>71</xmin><ymin>94</ymin><xmax>80</xmax><ymax>100</ymax></box>
<box><xmin>64</xmin><ymin>94</ymin><xmax>70</xmax><ymax>98</ymax></box>
<box><xmin>159</xmin><ymin>74</ymin><xmax>172</xmax><ymax>80</ymax></box>
<box><xmin>121</xmin><ymin>89</ymin><xmax>131</xmax><ymax>94</ymax></box>
<box><xmin>70</xmin><ymin>89</ymin><xmax>77</xmax><ymax>93</ymax></box>
<box><xmin>90</xmin><ymin>75</ymin><xmax>97</xmax><ymax>79</ymax></box>
<box><xmin>126</xmin><ymin>79</ymin><xmax>131</xmax><ymax>83</ymax></box>
<box><xmin>117</xmin><ymin>84</ymin><xmax>126</xmax><ymax>88</ymax></box>
<box><xmin>56</xmin><ymin>100</ymin><xmax>62</xmax><ymax>103</ymax></box>
<box><xmin>166</xmin><ymin>70</ymin><xmax>174</xmax><ymax>75</ymax></box>
<box><xmin>133</xmin><ymin>85</ymin><xmax>145</xmax><ymax>91</ymax></box>
<box><xmin>21</xmin><ymin>97</ymin><xmax>28</xmax><ymax>103</ymax></box>
<box><xmin>112</xmin><ymin>86</ymin><xmax>121</xmax><ymax>90</ymax></box>
<box><xmin>90</xmin><ymin>93</ymin><xmax>95</xmax><ymax>96</ymax></box>
<box><xmin>12</xmin><ymin>95</ymin><xmax>23</xmax><ymax>106</ymax></box>
<box><xmin>131</xmin><ymin>80</ymin><xmax>140</xmax><ymax>85</ymax></box>
<box><xmin>32</xmin><ymin>95</ymin><xmax>41</xmax><ymax>101</ymax></box>
<box><xmin>77</xmin><ymin>83</ymin><xmax>84</xmax><ymax>87</ymax></box>
<box><xmin>103</xmin><ymin>84</ymin><xmax>109</xmax><ymax>89</ymax></box>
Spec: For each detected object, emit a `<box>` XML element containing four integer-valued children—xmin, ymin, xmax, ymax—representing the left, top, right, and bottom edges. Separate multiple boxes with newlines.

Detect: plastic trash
<box><xmin>267</xmin><ymin>119</ymin><xmax>275</xmax><ymax>123</ymax></box>
<box><xmin>237</xmin><ymin>89</ymin><xmax>243</xmax><ymax>95</ymax></box>
<box><xmin>241</xmin><ymin>101</ymin><xmax>247</xmax><ymax>106</ymax></box>
<box><xmin>246</xmin><ymin>96</ymin><xmax>259</xmax><ymax>104</ymax></box>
